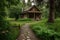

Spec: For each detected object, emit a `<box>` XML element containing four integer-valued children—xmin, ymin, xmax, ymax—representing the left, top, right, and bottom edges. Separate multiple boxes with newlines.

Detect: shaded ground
<box><xmin>17</xmin><ymin>23</ymin><xmax>39</xmax><ymax>40</ymax></box>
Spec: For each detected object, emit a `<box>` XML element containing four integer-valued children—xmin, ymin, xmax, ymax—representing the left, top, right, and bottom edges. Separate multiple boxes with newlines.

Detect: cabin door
<box><xmin>35</xmin><ymin>13</ymin><xmax>40</xmax><ymax>20</ymax></box>
<box><xmin>28</xmin><ymin>13</ymin><xmax>34</xmax><ymax>18</ymax></box>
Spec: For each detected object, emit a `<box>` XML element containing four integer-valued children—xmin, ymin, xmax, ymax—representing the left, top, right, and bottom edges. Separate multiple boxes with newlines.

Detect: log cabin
<box><xmin>20</xmin><ymin>5</ymin><xmax>42</xmax><ymax>20</ymax></box>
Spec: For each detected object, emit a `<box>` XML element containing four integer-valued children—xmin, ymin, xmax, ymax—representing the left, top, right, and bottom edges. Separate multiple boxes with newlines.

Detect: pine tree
<box><xmin>48</xmin><ymin>0</ymin><xmax>55</xmax><ymax>23</ymax></box>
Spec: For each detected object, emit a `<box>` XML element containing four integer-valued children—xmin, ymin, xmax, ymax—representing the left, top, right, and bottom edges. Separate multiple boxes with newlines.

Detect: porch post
<box><xmin>34</xmin><ymin>13</ymin><xmax>35</xmax><ymax>20</ymax></box>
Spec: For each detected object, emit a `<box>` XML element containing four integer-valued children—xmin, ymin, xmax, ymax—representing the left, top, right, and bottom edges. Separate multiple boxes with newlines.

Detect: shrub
<box><xmin>0</xmin><ymin>16</ymin><xmax>10</xmax><ymax>40</ymax></box>
<box><xmin>18</xmin><ymin>18</ymin><xmax>32</xmax><ymax>21</ymax></box>
<box><xmin>31</xmin><ymin>19</ymin><xmax>60</xmax><ymax>40</ymax></box>
<box><xmin>7</xmin><ymin>25</ymin><xmax>19</xmax><ymax>40</ymax></box>
<box><xmin>31</xmin><ymin>26</ymin><xmax>60</xmax><ymax>40</ymax></box>
<box><xmin>0</xmin><ymin>16</ymin><xmax>19</xmax><ymax>40</ymax></box>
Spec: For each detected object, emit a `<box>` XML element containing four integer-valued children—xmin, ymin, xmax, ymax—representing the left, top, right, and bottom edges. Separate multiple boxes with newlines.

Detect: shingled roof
<box><xmin>21</xmin><ymin>5</ymin><xmax>41</xmax><ymax>14</ymax></box>
<box><xmin>24</xmin><ymin>5</ymin><xmax>40</xmax><ymax>11</ymax></box>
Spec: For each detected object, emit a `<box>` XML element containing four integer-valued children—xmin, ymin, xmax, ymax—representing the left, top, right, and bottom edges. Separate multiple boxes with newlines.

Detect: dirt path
<box><xmin>17</xmin><ymin>23</ymin><xmax>39</xmax><ymax>40</ymax></box>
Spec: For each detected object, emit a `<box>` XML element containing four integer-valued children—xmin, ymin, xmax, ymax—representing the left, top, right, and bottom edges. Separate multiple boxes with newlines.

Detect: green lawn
<box><xmin>6</xmin><ymin>18</ymin><xmax>40</xmax><ymax>26</ymax></box>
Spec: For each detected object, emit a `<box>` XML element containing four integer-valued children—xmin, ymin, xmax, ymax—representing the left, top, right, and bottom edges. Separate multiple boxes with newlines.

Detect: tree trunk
<box><xmin>48</xmin><ymin>0</ymin><xmax>55</xmax><ymax>23</ymax></box>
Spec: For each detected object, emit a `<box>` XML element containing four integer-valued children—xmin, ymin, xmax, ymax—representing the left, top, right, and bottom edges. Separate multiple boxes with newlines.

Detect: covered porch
<box><xmin>20</xmin><ymin>5</ymin><xmax>42</xmax><ymax>20</ymax></box>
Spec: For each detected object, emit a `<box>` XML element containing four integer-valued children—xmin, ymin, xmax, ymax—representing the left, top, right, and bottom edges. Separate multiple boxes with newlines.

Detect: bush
<box><xmin>7</xmin><ymin>25</ymin><xmax>19</xmax><ymax>40</ymax></box>
<box><xmin>9</xmin><ymin>7</ymin><xmax>21</xmax><ymax>19</ymax></box>
<box><xmin>31</xmin><ymin>26</ymin><xmax>59</xmax><ymax>40</ymax></box>
<box><xmin>31</xmin><ymin>19</ymin><xmax>60</xmax><ymax>40</ymax></box>
<box><xmin>18</xmin><ymin>18</ymin><xmax>32</xmax><ymax>21</ymax></box>
<box><xmin>0</xmin><ymin>16</ymin><xmax>19</xmax><ymax>40</ymax></box>
<box><xmin>0</xmin><ymin>16</ymin><xmax>10</xmax><ymax>40</ymax></box>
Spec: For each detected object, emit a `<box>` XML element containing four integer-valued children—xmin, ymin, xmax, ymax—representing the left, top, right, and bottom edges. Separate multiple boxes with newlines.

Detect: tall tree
<box><xmin>55</xmin><ymin>0</ymin><xmax>60</xmax><ymax>17</ymax></box>
<box><xmin>0</xmin><ymin>0</ymin><xmax>19</xmax><ymax>17</ymax></box>
<box><xmin>48</xmin><ymin>0</ymin><xmax>55</xmax><ymax>23</ymax></box>
<box><xmin>36</xmin><ymin>0</ymin><xmax>43</xmax><ymax>6</ymax></box>
<box><xmin>0</xmin><ymin>0</ymin><xmax>19</xmax><ymax>40</ymax></box>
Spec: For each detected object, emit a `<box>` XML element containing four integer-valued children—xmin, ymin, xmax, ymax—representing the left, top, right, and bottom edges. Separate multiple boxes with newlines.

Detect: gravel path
<box><xmin>17</xmin><ymin>23</ymin><xmax>39</xmax><ymax>40</ymax></box>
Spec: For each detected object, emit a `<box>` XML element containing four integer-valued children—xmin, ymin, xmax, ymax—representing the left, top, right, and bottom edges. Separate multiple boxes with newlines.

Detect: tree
<box><xmin>36</xmin><ymin>0</ymin><xmax>43</xmax><ymax>6</ymax></box>
<box><xmin>0</xmin><ymin>0</ymin><xmax>19</xmax><ymax>17</ymax></box>
<box><xmin>0</xmin><ymin>16</ymin><xmax>10</xmax><ymax>40</ymax></box>
<box><xmin>55</xmin><ymin>0</ymin><xmax>60</xmax><ymax>17</ymax></box>
<box><xmin>9</xmin><ymin>7</ymin><xmax>21</xmax><ymax>20</ymax></box>
<box><xmin>0</xmin><ymin>0</ymin><xmax>19</xmax><ymax>40</ymax></box>
<box><xmin>48</xmin><ymin>0</ymin><xmax>55</xmax><ymax>23</ymax></box>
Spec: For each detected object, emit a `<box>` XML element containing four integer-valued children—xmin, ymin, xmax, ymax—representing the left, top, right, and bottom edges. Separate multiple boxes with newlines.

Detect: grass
<box><xmin>6</xmin><ymin>17</ymin><xmax>60</xmax><ymax>40</ymax></box>
<box><xmin>31</xmin><ymin>18</ymin><xmax>60</xmax><ymax>32</ymax></box>
<box><xmin>6</xmin><ymin>18</ymin><xmax>41</xmax><ymax>26</ymax></box>
<box><xmin>6</xmin><ymin>18</ymin><xmax>34</xmax><ymax>26</ymax></box>
<box><xmin>30</xmin><ymin>18</ymin><xmax>60</xmax><ymax>40</ymax></box>
<box><xmin>5</xmin><ymin>18</ymin><xmax>20</xmax><ymax>40</ymax></box>
<box><xmin>5</xmin><ymin>18</ymin><xmax>40</xmax><ymax>40</ymax></box>
<box><xmin>7</xmin><ymin>26</ymin><xmax>19</xmax><ymax>40</ymax></box>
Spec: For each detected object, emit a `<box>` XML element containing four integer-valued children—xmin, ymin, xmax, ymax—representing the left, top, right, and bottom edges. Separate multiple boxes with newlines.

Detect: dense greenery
<box><xmin>9</xmin><ymin>7</ymin><xmax>20</xmax><ymax>20</ymax></box>
<box><xmin>18</xmin><ymin>18</ymin><xmax>32</xmax><ymax>21</ymax></box>
<box><xmin>7</xmin><ymin>25</ymin><xmax>19</xmax><ymax>40</ymax></box>
<box><xmin>0</xmin><ymin>0</ymin><xmax>20</xmax><ymax>40</ymax></box>
<box><xmin>31</xmin><ymin>18</ymin><xmax>60</xmax><ymax>40</ymax></box>
<box><xmin>0</xmin><ymin>16</ymin><xmax>10</xmax><ymax>40</ymax></box>
<box><xmin>0</xmin><ymin>0</ymin><xmax>60</xmax><ymax>40</ymax></box>
<box><xmin>55</xmin><ymin>0</ymin><xmax>60</xmax><ymax>17</ymax></box>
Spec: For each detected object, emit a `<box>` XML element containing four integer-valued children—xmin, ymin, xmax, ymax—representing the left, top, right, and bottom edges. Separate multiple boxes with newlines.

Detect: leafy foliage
<box><xmin>9</xmin><ymin>6</ymin><xmax>22</xmax><ymax>20</ymax></box>
<box><xmin>18</xmin><ymin>18</ymin><xmax>32</xmax><ymax>21</ymax></box>
<box><xmin>55</xmin><ymin>0</ymin><xmax>60</xmax><ymax>17</ymax></box>
<box><xmin>36</xmin><ymin>0</ymin><xmax>43</xmax><ymax>6</ymax></box>
<box><xmin>0</xmin><ymin>16</ymin><xmax>10</xmax><ymax>40</ymax></box>
<box><xmin>31</xmin><ymin>19</ymin><xmax>60</xmax><ymax>40</ymax></box>
<box><xmin>31</xmin><ymin>26</ymin><xmax>58</xmax><ymax>40</ymax></box>
<box><xmin>0</xmin><ymin>0</ymin><xmax>20</xmax><ymax>40</ymax></box>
